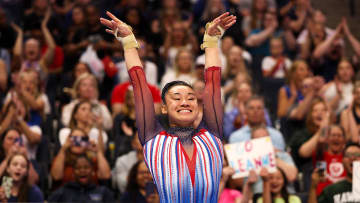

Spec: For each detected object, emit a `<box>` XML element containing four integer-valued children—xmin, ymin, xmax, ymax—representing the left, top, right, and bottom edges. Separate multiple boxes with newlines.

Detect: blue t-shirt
<box><xmin>247</xmin><ymin>29</ymin><xmax>283</xmax><ymax>56</ymax></box>
<box><xmin>8</xmin><ymin>185</ymin><xmax>44</xmax><ymax>202</ymax></box>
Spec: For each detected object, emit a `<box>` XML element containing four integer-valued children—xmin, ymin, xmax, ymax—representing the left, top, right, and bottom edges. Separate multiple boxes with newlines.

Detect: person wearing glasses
<box><xmin>308</xmin><ymin>142</ymin><xmax>360</xmax><ymax>203</ymax></box>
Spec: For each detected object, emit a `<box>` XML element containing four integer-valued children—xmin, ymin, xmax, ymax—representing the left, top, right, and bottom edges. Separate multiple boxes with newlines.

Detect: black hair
<box><xmin>271</xmin><ymin>167</ymin><xmax>289</xmax><ymax>203</ymax></box>
<box><xmin>343</xmin><ymin>142</ymin><xmax>360</xmax><ymax>154</ymax></box>
<box><xmin>74</xmin><ymin>154</ymin><xmax>93</xmax><ymax>169</ymax></box>
<box><xmin>0</xmin><ymin>128</ymin><xmax>21</xmax><ymax>161</ymax></box>
<box><xmin>126</xmin><ymin>161</ymin><xmax>143</xmax><ymax>202</ymax></box>
<box><xmin>161</xmin><ymin>81</ymin><xmax>193</xmax><ymax>104</ymax></box>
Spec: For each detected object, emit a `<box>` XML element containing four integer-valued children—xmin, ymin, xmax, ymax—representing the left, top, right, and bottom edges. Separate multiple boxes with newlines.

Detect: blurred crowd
<box><xmin>0</xmin><ymin>0</ymin><xmax>360</xmax><ymax>202</ymax></box>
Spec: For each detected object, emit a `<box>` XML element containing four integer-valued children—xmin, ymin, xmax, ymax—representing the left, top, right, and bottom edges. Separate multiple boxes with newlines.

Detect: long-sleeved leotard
<box><xmin>128</xmin><ymin>66</ymin><xmax>223</xmax><ymax>203</ymax></box>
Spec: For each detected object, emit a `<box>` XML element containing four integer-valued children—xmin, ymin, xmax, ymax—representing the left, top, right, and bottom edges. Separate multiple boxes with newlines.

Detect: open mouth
<box><xmin>79</xmin><ymin>175</ymin><xmax>88</xmax><ymax>182</ymax></box>
<box><xmin>14</xmin><ymin>172</ymin><xmax>22</xmax><ymax>179</ymax></box>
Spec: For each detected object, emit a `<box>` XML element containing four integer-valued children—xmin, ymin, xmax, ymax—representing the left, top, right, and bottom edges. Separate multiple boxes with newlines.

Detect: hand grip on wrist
<box><xmin>200</xmin><ymin>22</ymin><xmax>225</xmax><ymax>50</ymax></box>
<box><xmin>114</xmin><ymin>24</ymin><xmax>139</xmax><ymax>50</ymax></box>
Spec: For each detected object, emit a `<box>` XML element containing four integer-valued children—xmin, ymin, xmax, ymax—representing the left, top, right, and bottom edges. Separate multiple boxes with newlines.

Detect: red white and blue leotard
<box><xmin>129</xmin><ymin>66</ymin><xmax>224</xmax><ymax>203</ymax></box>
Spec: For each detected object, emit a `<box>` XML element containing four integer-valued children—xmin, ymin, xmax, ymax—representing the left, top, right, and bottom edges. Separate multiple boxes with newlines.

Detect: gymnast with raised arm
<box><xmin>100</xmin><ymin>12</ymin><xmax>236</xmax><ymax>203</ymax></box>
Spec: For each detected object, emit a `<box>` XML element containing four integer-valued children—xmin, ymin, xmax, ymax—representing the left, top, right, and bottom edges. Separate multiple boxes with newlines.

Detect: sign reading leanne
<box><xmin>224</xmin><ymin>137</ymin><xmax>277</xmax><ymax>178</ymax></box>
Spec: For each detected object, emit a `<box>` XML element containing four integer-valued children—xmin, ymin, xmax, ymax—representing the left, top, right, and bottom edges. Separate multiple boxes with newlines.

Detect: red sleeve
<box><xmin>149</xmin><ymin>85</ymin><xmax>162</xmax><ymax>103</ymax></box>
<box><xmin>128</xmin><ymin>66</ymin><xmax>158</xmax><ymax>145</ymax></box>
<box><xmin>203</xmin><ymin>66</ymin><xmax>223</xmax><ymax>140</ymax></box>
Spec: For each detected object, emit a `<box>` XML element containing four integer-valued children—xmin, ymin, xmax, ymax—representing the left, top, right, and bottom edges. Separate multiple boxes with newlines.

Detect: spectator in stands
<box><xmin>58</xmin><ymin>101</ymin><xmax>108</xmax><ymax>151</ymax></box>
<box><xmin>309</xmin><ymin>125</ymin><xmax>347</xmax><ymax>195</ymax></box>
<box><xmin>161</xmin><ymin>20</ymin><xmax>198</xmax><ymax>70</ymax></box>
<box><xmin>222</xmin><ymin>45</ymin><xmax>250</xmax><ymax>85</ymax></box>
<box><xmin>120</xmin><ymin>161</ymin><xmax>158</xmax><ymax>203</ymax></box>
<box><xmin>298</xmin><ymin>10</ymin><xmax>331</xmax><ymax>60</ymax></box>
<box><xmin>0</xmin><ymin>128</ymin><xmax>39</xmax><ymax>184</ymax></box>
<box><xmin>229</xmin><ymin>96</ymin><xmax>285</xmax><ymax>150</ymax></box>
<box><xmin>58</xmin><ymin>62</ymin><xmax>92</xmax><ymax>106</ymax></box>
<box><xmin>223</xmin><ymin>71</ymin><xmax>252</xmax><ymax>103</ymax></box>
<box><xmin>308</xmin><ymin>18</ymin><xmax>345</xmax><ymax>81</ymax></box>
<box><xmin>246</xmin><ymin>10</ymin><xmax>297</xmax><ymax>57</ymax></box>
<box><xmin>48</xmin><ymin>155</ymin><xmax>114</xmax><ymax>202</ymax></box>
<box><xmin>61</xmin><ymin>73</ymin><xmax>113</xmax><ymax>130</ymax></box>
<box><xmin>242</xmin><ymin>0</ymin><xmax>269</xmax><ymax>37</ymax></box>
<box><xmin>0</xmin><ymin>8</ymin><xmax>16</xmax><ymax>50</ymax></box>
<box><xmin>262</xmin><ymin>37</ymin><xmax>292</xmax><ymax>78</ymax></box>
<box><xmin>233</xmin><ymin>125</ymin><xmax>297</xmax><ymax>202</ymax></box>
<box><xmin>288</xmin><ymin>76</ymin><xmax>325</xmax><ymax>121</ymax></box>
<box><xmin>6</xmin><ymin>70</ymin><xmax>51</xmax><ymax>125</ymax></box>
<box><xmin>121</xmin><ymin>7</ymin><xmax>149</xmax><ymax>38</ymax></box>
<box><xmin>116</xmin><ymin>38</ymin><xmax>158</xmax><ymax>85</ymax></box>
<box><xmin>12</xmin><ymin>8</ymin><xmax>55</xmax><ymax>82</ymax></box>
<box><xmin>160</xmin><ymin>48</ymin><xmax>197</xmax><ymax>89</ymax></box>
<box><xmin>309</xmin><ymin>142</ymin><xmax>360</xmax><ymax>203</ymax></box>
<box><xmin>63</xmin><ymin>5</ymin><xmax>89</xmax><ymax>71</ymax></box>
<box><xmin>112</xmin><ymin>87</ymin><xmax>137</xmax><ymax>156</ymax></box>
<box><xmin>279</xmin><ymin>0</ymin><xmax>313</xmax><ymax>36</ymax></box>
<box><xmin>340</xmin><ymin>81</ymin><xmax>360</xmax><ymax>142</ymax></box>
<box><xmin>277</xmin><ymin>60</ymin><xmax>311</xmax><ymax>118</ymax></box>
<box><xmin>1</xmin><ymin>92</ymin><xmax>42</xmax><ymax>165</ymax></box>
<box><xmin>218</xmin><ymin>160</ymin><xmax>243</xmax><ymax>203</ymax></box>
<box><xmin>111</xmin><ymin>80</ymin><xmax>161</xmax><ymax>117</ymax></box>
<box><xmin>342</xmin><ymin>18</ymin><xmax>360</xmax><ymax>58</ymax></box>
<box><xmin>258</xmin><ymin>167</ymin><xmax>302</xmax><ymax>203</ymax></box>
<box><xmin>289</xmin><ymin>98</ymin><xmax>331</xmax><ymax>192</ymax></box>
<box><xmin>224</xmin><ymin>82</ymin><xmax>253</xmax><ymax>139</ymax></box>
<box><xmin>321</xmin><ymin>59</ymin><xmax>354</xmax><ymax>115</ymax></box>
<box><xmin>0</xmin><ymin>152</ymin><xmax>43</xmax><ymax>202</ymax></box>
<box><xmin>113</xmin><ymin>132</ymin><xmax>143</xmax><ymax>194</ymax></box>
<box><xmin>50</xmin><ymin>128</ymin><xmax>111</xmax><ymax>188</ymax></box>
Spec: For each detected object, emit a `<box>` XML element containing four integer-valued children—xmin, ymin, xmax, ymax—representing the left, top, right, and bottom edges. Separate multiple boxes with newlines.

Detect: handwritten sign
<box><xmin>224</xmin><ymin>137</ymin><xmax>277</xmax><ymax>178</ymax></box>
<box><xmin>353</xmin><ymin>161</ymin><xmax>360</xmax><ymax>197</ymax></box>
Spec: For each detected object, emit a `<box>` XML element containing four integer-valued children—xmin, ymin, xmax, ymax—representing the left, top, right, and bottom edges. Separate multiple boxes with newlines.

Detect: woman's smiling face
<box><xmin>162</xmin><ymin>85</ymin><xmax>199</xmax><ymax>127</ymax></box>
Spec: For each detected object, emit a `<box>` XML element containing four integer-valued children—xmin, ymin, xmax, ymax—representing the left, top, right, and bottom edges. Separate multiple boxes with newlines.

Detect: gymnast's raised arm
<box><xmin>201</xmin><ymin>12</ymin><xmax>236</xmax><ymax>140</ymax></box>
<box><xmin>100</xmin><ymin>12</ymin><xmax>157</xmax><ymax>145</ymax></box>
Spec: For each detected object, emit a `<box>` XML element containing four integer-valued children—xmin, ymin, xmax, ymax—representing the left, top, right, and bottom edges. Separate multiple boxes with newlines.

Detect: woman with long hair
<box><xmin>258</xmin><ymin>167</ymin><xmax>301</xmax><ymax>203</ymax></box>
<box><xmin>59</xmin><ymin>100</ymin><xmax>108</xmax><ymax>150</ymax></box>
<box><xmin>100</xmin><ymin>11</ymin><xmax>236</xmax><ymax>202</ymax></box>
<box><xmin>277</xmin><ymin>60</ymin><xmax>311</xmax><ymax>118</ymax></box>
<box><xmin>160</xmin><ymin>48</ymin><xmax>197</xmax><ymax>89</ymax></box>
<box><xmin>0</xmin><ymin>129</ymin><xmax>39</xmax><ymax>185</ymax></box>
<box><xmin>61</xmin><ymin>73</ymin><xmax>113</xmax><ymax>130</ymax></box>
<box><xmin>0</xmin><ymin>153</ymin><xmax>43</xmax><ymax>202</ymax></box>
<box><xmin>321</xmin><ymin>59</ymin><xmax>354</xmax><ymax>114</ymax></box>
<box><xmin>289</xmin><ymin>98</ymin><xmax>332</xmax><ymax>192</ymax></box>
<box><xmin>121</xmin><ymin>161</ymin><xmax>154</xmax><ymax>202</ymax></box>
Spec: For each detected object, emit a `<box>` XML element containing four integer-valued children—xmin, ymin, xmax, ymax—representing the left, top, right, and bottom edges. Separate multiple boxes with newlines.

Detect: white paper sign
<box><xmin>224</xmin><ymin>137</ymin><xmax>277</xmax><ymax>178</ymax></box>
<box><xmin>353</xmin><ymin>161</ymin><xmax>360</xmax><ymax>197</ymax></box>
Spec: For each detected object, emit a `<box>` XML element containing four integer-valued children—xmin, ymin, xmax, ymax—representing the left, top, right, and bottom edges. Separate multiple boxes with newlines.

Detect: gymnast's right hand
<box><xmin>100</xmin><ymin>11</ymin><xmax>132</xmax><ymax>38</ymax></box>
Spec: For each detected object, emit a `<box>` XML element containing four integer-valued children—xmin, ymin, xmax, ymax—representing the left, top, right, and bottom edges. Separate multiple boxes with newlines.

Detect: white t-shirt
<box><xmin>58</xmin><ymin>127</ymin><xmax>108</xmax><ymax>147</ymax></box>
<box><xmin>22</xmin><ymin>126</ymin><xmax>42</xmax><ymax>160</ymax></box>
<box><xmin>116</xmin><ymin>60</ymin><xmax>158</xmax><ymax>85</ymax></box>
<box><xmin>261</xmin><ymin>56</ymin><xmax>292</xmax><ymax>78</ymax></box>
<box><xmin>323</xmin><ymin>82</ymin><xmax>353</xmax><ymax>114</ymax></box>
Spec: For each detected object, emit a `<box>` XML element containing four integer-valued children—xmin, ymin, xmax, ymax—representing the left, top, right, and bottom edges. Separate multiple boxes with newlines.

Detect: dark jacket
<box><xmin>48</xmin><ymin>181</ymin><xmax>114</xmax><ymax>202</ymax></box>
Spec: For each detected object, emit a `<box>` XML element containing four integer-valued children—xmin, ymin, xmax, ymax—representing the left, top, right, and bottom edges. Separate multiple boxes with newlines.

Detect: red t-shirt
<box><xmin>41</xmin><ymin>45</ymin><xmax>64</xmax><ymax>70</ymax></box>
<box><xmin>312</xmin><ymin>151</ymin><xmax>347</xmax><ymax>195</ymax></box>
<box><xmin>111</xmin><ymin>82</ymin><xmax>161</xmax><ymax>104</ymax></box>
